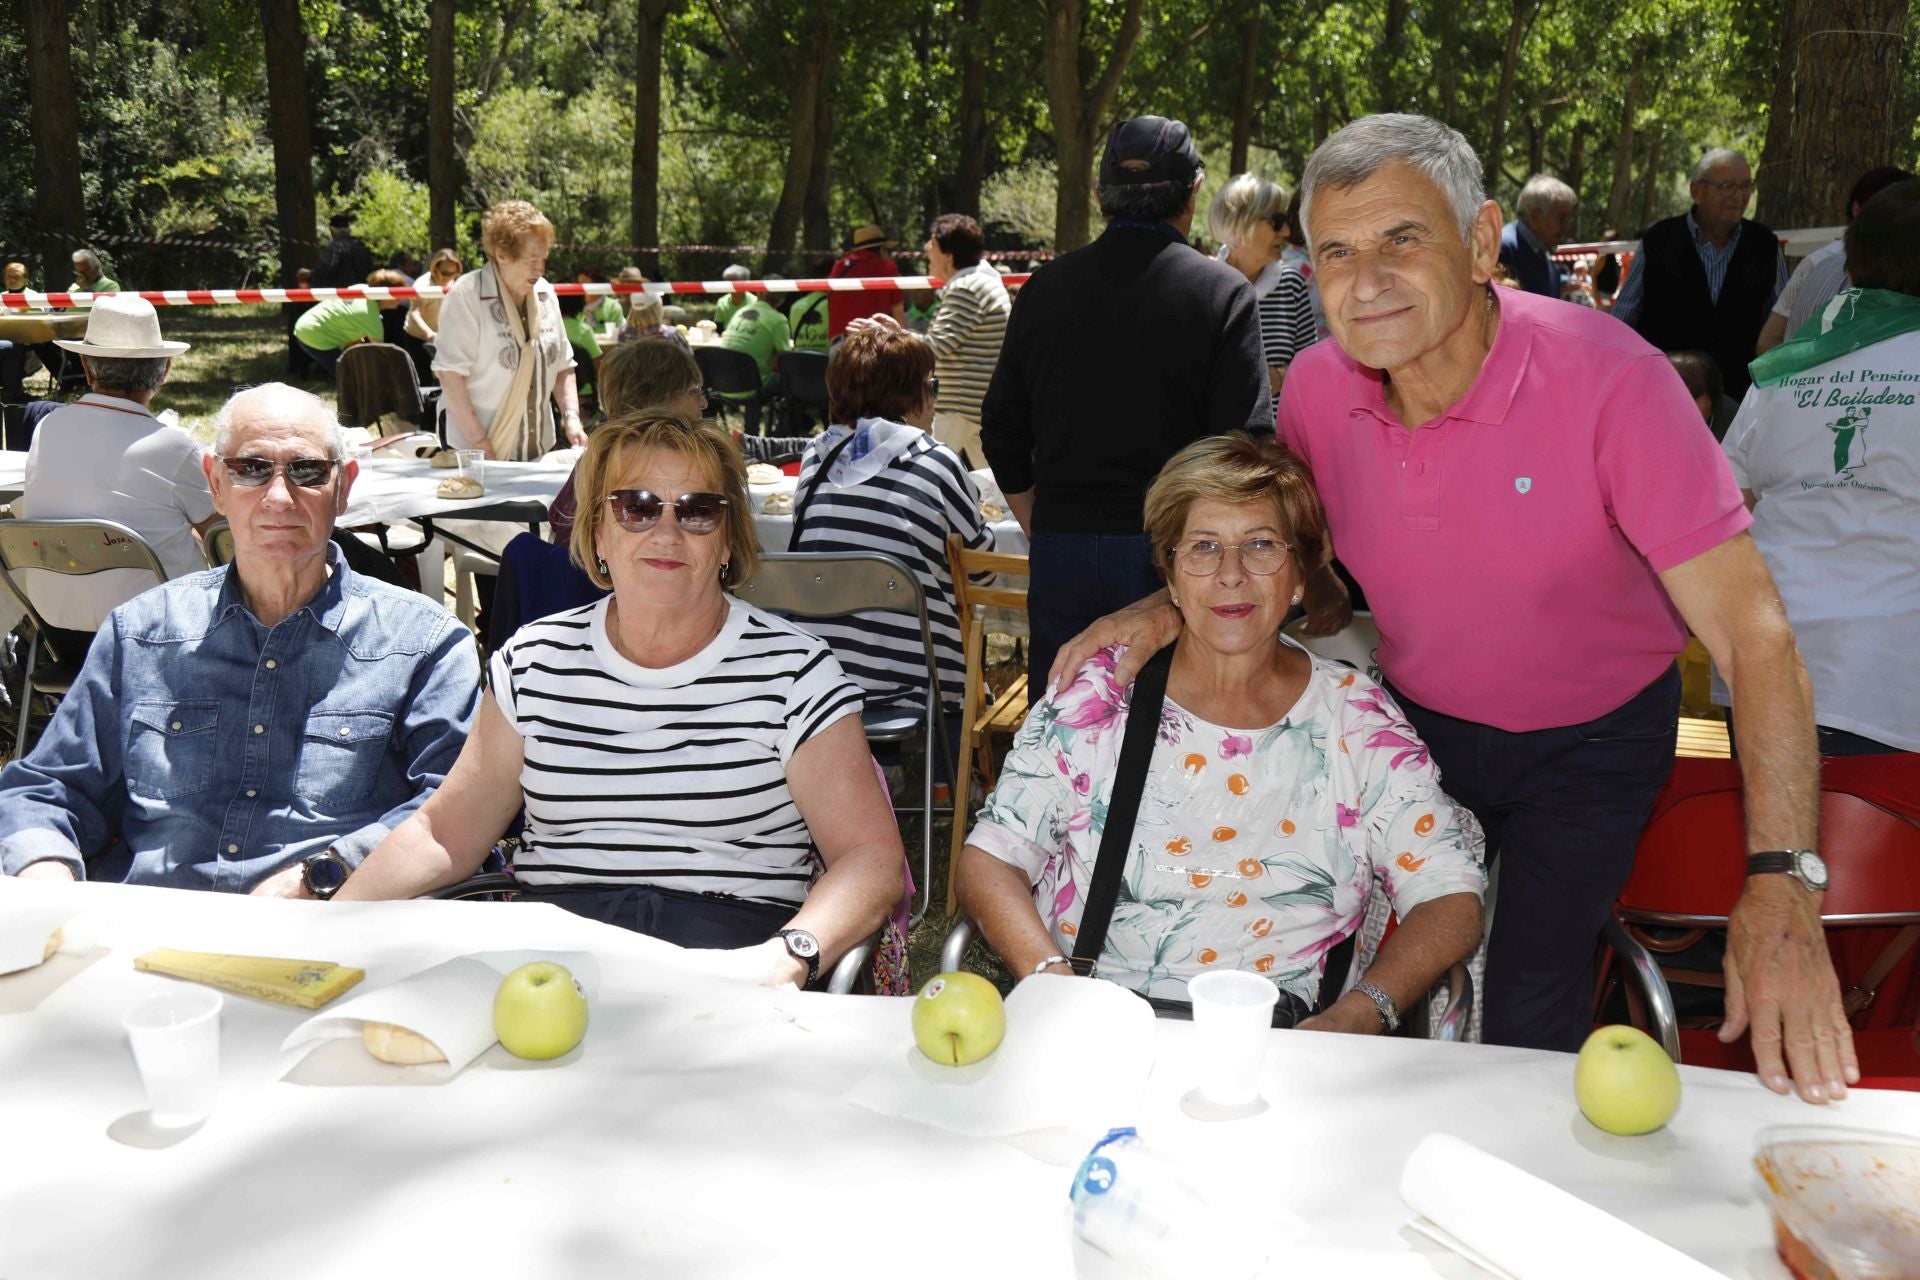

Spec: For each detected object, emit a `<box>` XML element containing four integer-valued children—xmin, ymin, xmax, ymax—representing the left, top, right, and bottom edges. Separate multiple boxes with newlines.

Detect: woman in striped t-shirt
<box><xmin>341</xmin><ymin>414</ymin><xmax>904</xmax><ymax>985</ymax></box>
<box><xmin>1208</xmin><ymin>174</ymin><xmax>1318</xmax><ymax>397</ymax></box>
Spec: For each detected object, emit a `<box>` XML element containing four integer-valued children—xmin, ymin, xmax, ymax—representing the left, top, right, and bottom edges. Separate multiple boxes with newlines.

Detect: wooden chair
<box><xmin>944</xmin><ymin>534</ymin><xmax>1030</xmax><ymax>913</ymax></box>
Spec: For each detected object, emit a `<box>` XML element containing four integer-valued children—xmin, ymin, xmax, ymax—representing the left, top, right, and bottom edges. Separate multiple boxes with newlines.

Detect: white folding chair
<box><xmin>1283</xmin><ymin>609</ymin><xmax>1380</xmax><ymax>676</ymax></box>
<box><xmin>735</xmin><ymin>551</ymin><xmax>952</xmax><ymax>926</ymax></box>
<box><xmin>0</xmin><ymin>518</ymin><xmax>170</xmax><ymax>759</ymax></box>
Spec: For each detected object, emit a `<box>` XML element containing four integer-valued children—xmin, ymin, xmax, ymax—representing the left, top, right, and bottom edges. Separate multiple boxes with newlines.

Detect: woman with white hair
<box><xmin>1208</xmin><ymin>174</ymin><xmax>1317</xmax><ymax>394</ymax></box>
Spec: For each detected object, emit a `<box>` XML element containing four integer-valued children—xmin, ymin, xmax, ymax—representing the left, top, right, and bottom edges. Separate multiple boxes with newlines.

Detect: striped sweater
<box><xmin>789</xmin><ymin>419</ymin><xmax>993</xmax><ymax>707</ymax></box>
<box><xmin>926</xmin><ymin>263</ymin><xmax>1010</xmax><ymax>419</ymax></box>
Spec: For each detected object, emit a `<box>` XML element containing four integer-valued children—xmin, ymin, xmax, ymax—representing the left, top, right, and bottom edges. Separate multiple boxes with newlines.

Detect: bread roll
<box><xmin>430</xmin><ymin>448</ymin><xmax>459</xmax><ymax>468</ymax></box>
<box><xmin>361</xmin><ymin>1020</ymin><xmax>447</xmax><ymax>1065</ymax></box>
<box><xmin>42</xmin><ymin>926</ymin><xmax>62</xmax><ymax>963</ymax></box>
<box><xmin>435</xmin><ymin>475</ymin><xmax>484</xmax><ymax>500</ymax></box>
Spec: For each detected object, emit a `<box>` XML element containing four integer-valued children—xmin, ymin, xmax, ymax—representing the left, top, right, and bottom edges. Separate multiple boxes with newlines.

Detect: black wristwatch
<box><xmin>774</xmin><ymin>928</ymin><xmax>821</xmax><ymax>985</ymax></box>
<box><xmin>301</xmin><ymin>848</ymin><xmax>350</xmax><ymax>900</ymax></box>
<box><xmin>1747</xmin><ymin>849</ymin><xmax>1829</xmax><ymax>893</ymax></box>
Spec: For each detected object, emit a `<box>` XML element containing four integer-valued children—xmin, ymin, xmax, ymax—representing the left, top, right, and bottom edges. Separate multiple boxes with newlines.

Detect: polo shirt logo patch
<box><xmin>1514</xmin><ymin>477</ymin><xmax>1533</xmax><ymax>494</ymax></box>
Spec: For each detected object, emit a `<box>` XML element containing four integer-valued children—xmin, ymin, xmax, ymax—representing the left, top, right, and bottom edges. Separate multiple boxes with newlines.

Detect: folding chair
<box><xmin>734</xmin><ymin>551</ymin><xmax>951</xmax><ymax>926</ymax></box>
<box><xmin>201</xmin><ymin>520</ymin><xmax>235</xmax><ymax>568</ymax></box>
<box><xmin>0</xmin><ymin>518</ymin><xmax>170</xmax><ymax>759</ymax></box>
<box><xmin>936</xmin><ymin>916</ymin><xmax>1473</xmax><ymax>1040</ymax></box>
<box><xmin>694</xmin><ymin>346</ymin><xmax>769</xmax><ymax>435</ymax></box>
<box><xmin>777</xmin><ymin>349</ymin><xmax>829</xmax><ymax>434</ymax></box>
<box><xmin>336</xmin><ymin>341</ymin><xmax>437</xmax><ymax>429</ymax></box>
<box><xmin>1597</xmin><ymin>755</ymin><xmax>1920</xmax><ymax>1087</ymax></box>
<box><xmin>944</xmin><ymin>534</ymin><xmax>1030</xmax><ymax>913</ymax></box>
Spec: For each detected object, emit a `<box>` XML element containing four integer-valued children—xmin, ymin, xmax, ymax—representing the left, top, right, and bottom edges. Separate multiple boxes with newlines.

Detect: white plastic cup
<box><xmin>123</xmin><ymin>989</ymin><xmax>223</xmax><ymax>1127</ymax></box>
<box><xmin>1186</xmin><ymin>970</ymin><xmax>1278</xmax><ymax>1107</ymax></box>
<box><xmin>455</xmin><ymin>448</ymin><xmax>485</xmax><ymax>489</ymax></box>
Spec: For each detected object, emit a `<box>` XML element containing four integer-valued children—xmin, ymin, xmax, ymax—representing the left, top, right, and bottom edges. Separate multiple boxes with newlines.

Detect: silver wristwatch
<box><xmin>1746</xmin><ymin>849</ymin><xmax>1829</xmax><ymax>892</ymax></box>
<box><xmin>1354</xmin><ymin>979</ymin><xmax>1400</xmax><ymax>1033</ymax></box>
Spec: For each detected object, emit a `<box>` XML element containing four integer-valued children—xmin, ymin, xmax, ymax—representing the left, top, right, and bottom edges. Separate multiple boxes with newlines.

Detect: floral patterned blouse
<box><xmin>967</xmin><ymin>640</ymin><xmax>1485</xmax><ymax>1005</ymax></box>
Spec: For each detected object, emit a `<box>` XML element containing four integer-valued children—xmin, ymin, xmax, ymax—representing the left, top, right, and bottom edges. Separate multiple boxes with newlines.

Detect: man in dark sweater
<box><xmin>981</xmin><ymin>114</ymin><xmax>1271</xmax><ymax>686</ymax></box>
<box><xmin>1612</xmin><ymin>148</ymin><xmax>1786</xmax><ymax>399</ymax></box>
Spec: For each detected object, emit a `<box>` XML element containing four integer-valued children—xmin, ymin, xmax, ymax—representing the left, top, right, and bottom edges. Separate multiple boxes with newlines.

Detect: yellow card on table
<box><xmin>133</xmin><ymin>949</ymin><xmax>365</xmax><ymax>1009</ymax></box>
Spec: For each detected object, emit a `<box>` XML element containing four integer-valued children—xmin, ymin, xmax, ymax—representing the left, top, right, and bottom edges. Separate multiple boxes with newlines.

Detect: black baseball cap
<box><xmin>1099</xmin><ymin>116</ymin><xmax>1202</xmax><ymax>189</ymax></box>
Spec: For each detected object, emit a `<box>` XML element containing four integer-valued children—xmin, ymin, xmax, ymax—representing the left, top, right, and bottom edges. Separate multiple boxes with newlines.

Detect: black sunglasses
<box><xmin>606</xmin><ymin>489</ymin><xmax>728</xmax><ymax>534</ymax></box>
<box><xmin>1265</xmin><ymin>212</ymin><xmax>1289</xmax><ymax>232</ymax></box>
<box><xmin>221</xmin><ymin>456</ymin><xmax>340</xmax><ymax>489</ymax></box>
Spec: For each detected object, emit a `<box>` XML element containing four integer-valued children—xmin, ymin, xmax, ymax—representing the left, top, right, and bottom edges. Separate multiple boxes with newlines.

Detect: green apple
<box><xmin>1575</xmin><ymin>1024</ymin><xmax>1682</xmax><ymax>1135</ymax></box>
<box><xmin>493</xmin><ymin>961</ymin><xmax>589</xmax><ymax>1061</ymax></box>
<box><xmin>911</xmin><ymin>971</ymin><xmax>1006</xmax><ymax>1066</ymax></box>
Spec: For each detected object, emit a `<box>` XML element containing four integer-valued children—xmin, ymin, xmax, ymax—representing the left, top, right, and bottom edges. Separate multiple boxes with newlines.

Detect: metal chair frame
<box><xmin>734</xmin><ymin>551</ymin><xmax>952</xmax><ymax>926</ymax></box>
<box><xmin>0</xmin><ymin>517</ymin><xmax>170</xmax><ymax>759</ymax></box>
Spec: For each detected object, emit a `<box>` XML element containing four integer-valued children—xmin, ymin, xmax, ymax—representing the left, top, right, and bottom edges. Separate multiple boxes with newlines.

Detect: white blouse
<box><xmin>431</xmin><ymin>265</ymin><xmax>575</xmax><ymax>447</ymax></box>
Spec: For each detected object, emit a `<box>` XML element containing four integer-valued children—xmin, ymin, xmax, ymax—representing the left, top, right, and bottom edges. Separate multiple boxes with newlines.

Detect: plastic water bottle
<box><xmin>1069</xmin><ymin>1128</ymin><xmax>1266</xmax><ymax>1280</ymax></box>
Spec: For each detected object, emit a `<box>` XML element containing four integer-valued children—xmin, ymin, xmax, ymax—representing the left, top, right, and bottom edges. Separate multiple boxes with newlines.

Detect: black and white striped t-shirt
<box><xmin>926</xmin><ymin>264</ymin><xmax>1010</xmax><ymax>419</ymax></box>
<box><xmin>489</xmin><ymin>596</ymin><xmax>864</xmax><ymax>906</ymax></box>
<box><xmin>1255</xmin><ymin>262</ymin><xmax>1318</xmax><ymax>370</ymax></box>
<box><xmin>790</xmin><ymin>421</ymin><xmax>993</xmax><ymax>708</ymax></box>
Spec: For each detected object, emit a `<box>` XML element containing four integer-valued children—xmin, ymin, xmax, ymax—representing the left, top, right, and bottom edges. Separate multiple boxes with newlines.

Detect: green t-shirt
<box><xmin>294</xmin><ymin>298</ymin><xmax>382</xmax><ymax>351</ymax></box>
<box><xmin>714</xmin><ymin>293</ymin><xmax>747</xmax><ymax>331</ymax></box>
<box><xmin>718</xmin><ymin>298</ymin><xmax>791</xmax><ymax>386</ymax></box>
<box><xmin>71</xmin><ymin>276</ymin><xmax>119</xmax><ymax>294</ymax></box>
<box><xmin>591</xmin><ymin>296</ymin><xmax>625</xmax><ymax>330</ymax></box>
<box><xmin>563</xmin><ymin>314</ymin><xmax>603</xmax><ymax>361</ymax></box>
<box><xmin>788</xmin><ymin>291</ymin><xmax>829</xmax><ymax>353</ymax></box>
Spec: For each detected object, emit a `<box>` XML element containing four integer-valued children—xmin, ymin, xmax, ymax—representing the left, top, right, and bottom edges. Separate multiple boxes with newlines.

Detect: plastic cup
<box><xmin>454</xmin><ymin>449</ymin><xmax>485</xmax><ymax>489</ymax></box>
<box><xmin>123</xmin><ymin>989</ymin><xmax>222</xmax><ymax>1127</ymax></box>
<box><xmin>1186</xmin><ymin>971</ymin><xmax>1278</xmax><ymax>1107</ymax></box>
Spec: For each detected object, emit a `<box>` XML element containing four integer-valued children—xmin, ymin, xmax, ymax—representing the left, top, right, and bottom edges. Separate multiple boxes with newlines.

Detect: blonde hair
<box><xmin>426</xmin><ymin>247</ymin><xmax>463</xmax><ymax>276</ymax></box>
<box><xmin>569</xmin><ymin>412</ymin><xmax>757</xmax><ymax>592</ymax></box>
<box><xmin>626</xmin><ymin>292</ymin><xmax>665</xmax><ymax>329</ymax></box>
<box><xmin>1206</xmin><ymin>173</ymin><xmax>1288</xmax><ymax>250</ymax></box>
<box><xmin>1143</xmin><ymin>434</ymin><xmax>1351</xmax><ymax>634</ymax></box>
<box><xmin>481</xmin><ymin>200</ymin><xmax>555</xmax><ymax>263</ymax></box>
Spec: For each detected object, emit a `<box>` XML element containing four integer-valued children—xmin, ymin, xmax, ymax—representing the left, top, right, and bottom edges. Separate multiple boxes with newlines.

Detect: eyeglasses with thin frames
<box><xmin>1175</xmin><ymin>537</ymin><xmax>1292</xmax><ymax>577</ymax></box>
<box><xmin>605</xmin><ymin>489</ymin><xmax>729</xmax><ymax>535</ymax></box>
<box><xmin>1699</xmin><ymin>179</ymin><xmax>1753</xmax><ymax>196</ymax></box>
<box><xmin>220</xmin><ymin>456</ymin><xmax>340</xmax><ymax>489</ymax></box>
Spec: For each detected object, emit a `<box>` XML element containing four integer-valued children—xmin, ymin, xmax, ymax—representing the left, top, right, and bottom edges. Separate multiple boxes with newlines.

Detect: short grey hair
<box><xmin>71</xmin><ymin>248</ymin><xmax>105</xmax><ymax>277</ymax></box>
<box><xmin>1299</xmin><ymin>113</ymin><xmax>1485</xmax><ymax>247</ymax></box>
<box><xmin>1691</xmin><ymin>148</ymin><xmax>1748</xmax><ymax>182</ymax></box>
<box><xmin>82</xmin><ymin>355</ymin><xmax>170</xmax><ymax>394</ymax></box>
<box><xmin>1517</xmin><ymin>174</ymin><xmax>1577</xmax><ymax>215</ymax></box>
<box><xmin>721</xmin><ymin>263</ymin><xmax>751</xmax><ymax>281</ymax></box>
<box><xmin>211</xmin><ymin>383</ymin><xmax>348</xmax><ymax>458</ymax></box>
<box><xmin>1206</xmin><ymin>173</ymin><xmax>1289</xmax><ymax>251</ymax></box>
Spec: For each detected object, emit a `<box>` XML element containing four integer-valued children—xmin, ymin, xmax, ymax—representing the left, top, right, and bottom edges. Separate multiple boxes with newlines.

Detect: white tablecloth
<box><xmin>4</xmin><ymin>878</ymin><xmax>1916</xmax><ymax>1280</ymax></box>
<box><xmin>0</xmin><ymin>448</ymin><xmax>26</xmax><ymax>501</ymax></box>
<box><xmin>342</xmin><ymin>451</ymin><xmax>577</xmax><ymax>530</ymax></box>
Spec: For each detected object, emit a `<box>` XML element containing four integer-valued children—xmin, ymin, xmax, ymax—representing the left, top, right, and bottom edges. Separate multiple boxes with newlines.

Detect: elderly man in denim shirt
<box><xmin>0</xmin><ymin>383</ymin><xmax>479</xmax><ymax>897</ymax></box>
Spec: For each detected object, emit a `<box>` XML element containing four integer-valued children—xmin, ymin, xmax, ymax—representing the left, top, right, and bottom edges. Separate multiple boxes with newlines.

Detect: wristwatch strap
<box><xmin>1354</xmin><ymin>979</ymin><xmax>1400</xmax><ymax>1033</ymax></box>
<box><xmin>1746</xmin><ymin>852</ymin><xmax>1799</xmax><ymax>877</ymax></box>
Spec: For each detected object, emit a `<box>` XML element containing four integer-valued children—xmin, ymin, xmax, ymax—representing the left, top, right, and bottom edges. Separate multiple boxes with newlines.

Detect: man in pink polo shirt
<box><xmin>1053</xmin><ymin>114</ymin><xmax>1852</xmax><ymax>1105</ymax></box>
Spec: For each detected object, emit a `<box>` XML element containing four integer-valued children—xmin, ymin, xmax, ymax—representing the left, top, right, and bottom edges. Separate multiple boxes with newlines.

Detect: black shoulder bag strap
<box><xmin>1070</xmin><ymin>642</ymin><xmax>1175</xmax><ymax>969</ymax></box>
<box><xmin>786</xmin><ymin>430</ymin><xmax>863</xmax><ymax>551</ymax></box>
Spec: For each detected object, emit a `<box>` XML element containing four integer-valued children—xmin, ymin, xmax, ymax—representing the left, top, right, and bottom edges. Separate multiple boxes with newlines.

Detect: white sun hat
<box><xmin>53</xmin><ymin>294</ymin><xmax>190</xmax><ymax>358</ymax></box>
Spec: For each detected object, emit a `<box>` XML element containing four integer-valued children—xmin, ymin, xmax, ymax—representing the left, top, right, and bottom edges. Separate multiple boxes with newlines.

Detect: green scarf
<box><xmin>1749</xmin><ymin>287</ymin><xmax>1920</xmax><ymax>389</ymax></box>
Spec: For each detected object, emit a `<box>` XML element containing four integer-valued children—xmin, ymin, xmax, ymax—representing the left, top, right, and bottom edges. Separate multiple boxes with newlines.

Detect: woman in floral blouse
<box><xmin>956</xmin><ymin>436</ymin><xmax>1484</xmax><ymax>1032</ymax></box>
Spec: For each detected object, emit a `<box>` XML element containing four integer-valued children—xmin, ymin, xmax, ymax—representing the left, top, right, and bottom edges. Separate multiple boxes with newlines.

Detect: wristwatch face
<box><xmin>1795</xmin><ymin>850</ymin><xmax>1830</xmax><ymax>890</ymax></box>
<box><xmin>303</xmin><ymin>853</ymin><xmax>347</xmax><ymax>898</ymax></box>
<box><xmin>781</xmin><ymin>929</ymin><xmax>819</xmax><ymax>959</ymax></box>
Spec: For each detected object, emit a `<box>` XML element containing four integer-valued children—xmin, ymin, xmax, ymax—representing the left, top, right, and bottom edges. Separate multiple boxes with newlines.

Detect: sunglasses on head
<box><xmin>221</xmin><ymin>456</ymin><xmax>339</xmax><ymax>489</ymax></box>
<box><xmin>606</xmin><ymin>489</ymin><xmax>728</xmax><ymax>534</ymax></box>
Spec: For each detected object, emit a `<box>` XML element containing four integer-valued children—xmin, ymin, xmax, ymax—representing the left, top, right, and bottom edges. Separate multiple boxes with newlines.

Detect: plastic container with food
<box><xmin>1754</xmin><ymin>1125</ymin><xmax>1920</xmax><ymax>1280</ymax></box>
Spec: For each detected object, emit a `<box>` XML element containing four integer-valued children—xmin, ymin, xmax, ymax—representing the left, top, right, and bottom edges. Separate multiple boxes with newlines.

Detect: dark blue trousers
<box><xmin>527</xmin><ymin>883</ymin><xmax>791</xmax><ymax>949</ymax></box>
<box><xmin>1389</xmin><ymin>665</ymin><xmax>1681</xmax><ymax>1053</ymax></box>
<box><xmin>1027</xmin><ymin>530</ymin><xmax>1164</xmax><ymax>693</ymax></box>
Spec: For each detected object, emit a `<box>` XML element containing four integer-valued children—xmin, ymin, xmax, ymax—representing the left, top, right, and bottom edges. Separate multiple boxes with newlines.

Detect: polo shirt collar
<box><xmin>214</xmin><ymin>539</ymin><xmax>354</xmax><ymax>631</ymax></box>
<box><xmin>75</xmin><ymin>392</ymin><xmax>155</xmax><ymax>421</ymax></box>
<box><xmin>1354</xmin><ymin>287</ymin><xmax>1533</xmax><ymax>428</ymax></box>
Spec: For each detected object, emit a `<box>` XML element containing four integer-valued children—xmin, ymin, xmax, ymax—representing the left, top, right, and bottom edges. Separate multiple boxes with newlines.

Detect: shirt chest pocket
<box><xmin>294</xmin><ymin>711</ymin><xmax>394</xmax><ymax>809</ymax></box>
<box><xmin>126</xmin><ymin>701</ymin><xmax>221</xmax><ymax>802</ymax></box>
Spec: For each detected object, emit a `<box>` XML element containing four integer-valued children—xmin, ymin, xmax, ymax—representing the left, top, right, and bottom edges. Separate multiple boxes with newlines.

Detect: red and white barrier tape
<box><xmin>0</xmin><ymin>275</ymin><xmax>1033</xmax><ymax>311</ymax></box>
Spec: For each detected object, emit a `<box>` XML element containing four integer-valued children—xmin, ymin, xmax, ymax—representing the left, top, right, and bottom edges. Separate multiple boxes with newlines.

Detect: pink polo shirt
<box><xmin>1278</xmin><ymin>288</ymin><xmax>1749</xmax><ymax>731</ymax></box>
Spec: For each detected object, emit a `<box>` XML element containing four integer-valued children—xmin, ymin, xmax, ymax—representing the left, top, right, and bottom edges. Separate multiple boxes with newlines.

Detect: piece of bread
<box><xmin>430</xmin><ymin>448</ymin><xmax>459</xmax><ymax>468</ymax></box>
<box><xmin>761</xmin><ymin>491</ymin><xmax>793</xmax><ymax>515</ymax></box>
<box><xmin>362</xmin><ymin>1021</ymin><xmax>447</xmax><ymax>1065</ymax></box>
<box><xmin>42</xmin><ymin>926</ymin><xmax>62</xmax><ymax>963</ymax></box>
<box><xmin>436</xmin><ymin>476</ymin><xmax>484</xmax><ymax>500</ymax></box>
<box><xmin>745</xmin><ymin>463</ymin><xmax>784</xmax><ymax>486</ymax></box>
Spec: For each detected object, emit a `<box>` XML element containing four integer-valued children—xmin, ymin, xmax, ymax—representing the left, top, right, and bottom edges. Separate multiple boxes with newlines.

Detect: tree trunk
<box><xmin>1754</xmin><ymin>0</ymin><xmax>1804</xmax><ymax>226</ymax></box>
<box><xmin>259</xmin><ymin>0</ymin><xmax>318</xmax><ymax>283</ymax></box>
<box><xmin>765</xmin><ymin>0</ymin><xmax>830</xmax><ymax>273</ymax></box>
<box><xmin>1566</xmin><ymin>128</ymin><xmax>1587</xmax><ymax>235</ymax></box>
<box><xmin>428</xmin><ymin>0</ymin><xmax>457</xmax><ymax>254</ymax></box>
<box><xmin>1042</xmin><ymin>0</ymin><xmax>1147</xmax><ymax>251</ymax></box>
<box><xmin>954</xmin><ymin>0</ymin><xmax>989</xmax><ymax>217</ymax></box>
<box><xmin>1765</xmin><ymin>0</ymin><xmax>1910</xmax><ymax>227</ymax></box>
<box><xmin>1485</xmin><ymin>0</ymin><xmax>1536</xmax><ymax>185</ymax></box>
<box><xmin>21</xmin><ymin>0</ymin><xmax>86</xmax><ymax>286</ymax></box>
<box><xmin>802</xmin><ymin>60</ymin><xmax>835</xmax><ymax>260</ymax></box>
<box><xmin>1604</xmin><ymin>44</ymin><xmax>1645</xmax><ymax>232</ymax></box>
<box><xmin>1230</xmin><ymin>3</ymin><xmax>1262</xmax><ymax>173</ymax></box>
<box><xmin>1374</xmin><ymin>0</ymin><xmax>1409</xmax><ymax>111</ymax></box>
<box><xmin>631</xmin><ymin>0</ymin><xmax>678</xmax><ymax>262</ymax></box>
<box><xmin>1638</xmin><ymin>132</ymin><xmax>1664</xmax><ymax>231</ymax></box>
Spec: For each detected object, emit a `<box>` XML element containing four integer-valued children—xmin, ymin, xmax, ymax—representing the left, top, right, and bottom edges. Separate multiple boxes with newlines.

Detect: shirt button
<box><xmin>266</xmin><ymin>659</ymin><xmax>278</xmax><ymax>670</ymax></box>
<box><xmin>338</xmin><ymin>726</ymin><xmax>351</xmax><ymax>737</ymax></box>
<box><xmin>171</xmin><ymin>720</ymin><xmax>182</xmax><ymax>730</ymax></box>
<box><xmin>227</xmin><ymin>843</ymin><xmax>239</xmax><ymax>854</ymax></box>
<box><xmin>253</xmin><ymin>724</ymin><xmax>265</xmax><ymax>734</ymax></box>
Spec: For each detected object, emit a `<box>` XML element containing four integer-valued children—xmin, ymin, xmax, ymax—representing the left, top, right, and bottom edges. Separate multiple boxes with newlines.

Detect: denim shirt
<box><xmin>0</xmin><ymin>542</ymin><xmax>480</xmax><ymax>889</ymax></box>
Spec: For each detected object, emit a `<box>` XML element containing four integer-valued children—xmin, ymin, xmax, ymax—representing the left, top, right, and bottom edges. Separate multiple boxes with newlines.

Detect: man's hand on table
<box><xmin>1722</xmin><ymin>876</ymin><xmax>1858</xmax><ymax>1103</ymax></box>
<box><xmin>249</xmin><ymin>863</ymin><xmax>315</xmax><ymax>900</ymax></box>
<box><xmin>1046</xmin><ymin>589</ymin><xmax>1183</xmax><ymax>692</ymax></box>
<box><xmin>16</xmin><ymin>860</ymin><xmax>77</xmax><ymax>882</ymax></box>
